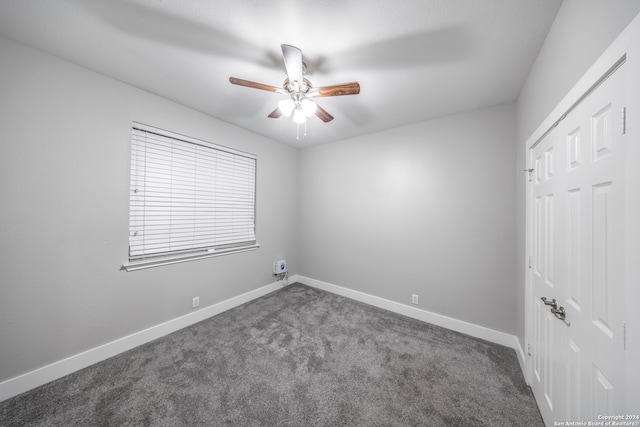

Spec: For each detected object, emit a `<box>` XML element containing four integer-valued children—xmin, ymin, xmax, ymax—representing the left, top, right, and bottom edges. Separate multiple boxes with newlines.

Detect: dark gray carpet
<box><xmin>0</xmin><ymin>283</ymin><xmax>543</xmax><ymax>426</ymax></box>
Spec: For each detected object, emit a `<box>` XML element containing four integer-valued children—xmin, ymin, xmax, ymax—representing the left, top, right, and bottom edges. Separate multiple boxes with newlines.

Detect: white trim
<box><xmin>0</xmin><ymin>274</ymin><xmax>522</xmax><ymax>403</ymax></box>
<box><xmin>0</xmin><ymin>280</ymin><xmax>281</xmax><ymax>402</ymax></box>
<box><xmin>288</xmin><ymin>274</ymin><xmax>301</xmax><ymax>285</ymax></box>
<box><xmin>623</xmin><ymin>14</ymin><xmax>640</xmax><ymax>410</ymax></box>
<box><xmin>122</xmin><ymin>244</ymin><xmax>260</xmax><ymax>272</ymax></box>
<box><xmin>523</xmin><ymin>12</ymin><xmax>640</xmax><ymax>387</ymax></box>
<box><xmin>515</xmin><ymin>338</ymin><xmax>527</xmax><ymax>374</ymax></box>
<box><xmin>296</xmin><ymin>275</ymin><xmax>519</xmax><ymax>350</ymax></box>
<box><xmin>524</xmin><ymin>15</ymin><xmax>639</xmax><ymax>151</ymax></box>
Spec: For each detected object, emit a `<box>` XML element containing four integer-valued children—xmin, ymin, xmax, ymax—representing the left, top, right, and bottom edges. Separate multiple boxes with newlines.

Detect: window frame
<box><xmin>122</xmin><ymin>122</ymin><xmax>259</xmax><ymax>272</ymax></box>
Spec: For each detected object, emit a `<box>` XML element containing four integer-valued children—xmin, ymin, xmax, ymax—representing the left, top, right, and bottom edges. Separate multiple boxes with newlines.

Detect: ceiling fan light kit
<box><xmin>292</xmin><ymin>108</ymin><xmax>307</xmax><ymax>124</ymax></box>
<box><xmin>301</xmin><ymin>98</ymin><xmax>317</xmax><ymax>116</ymax></box>
<box><xmin>277</xmin><ymin>94</ymin><xmax>317</xmax><ymax>123</ymax></box>
<box><xmin>229</xmin><ymin>44</ymin><xmax>360</xmax><ymax>138</ymax></box>
<box><xmin>278</xmin><ymin>99</ymin><xmax>295</xmax><ymax>117</ymax></box>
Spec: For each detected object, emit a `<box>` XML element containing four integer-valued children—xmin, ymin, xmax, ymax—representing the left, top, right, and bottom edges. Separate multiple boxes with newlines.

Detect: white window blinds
<box><xmin>129</xmin><ymin>123</ymin><xmax>257</xmax><ymax>261</ymax></box>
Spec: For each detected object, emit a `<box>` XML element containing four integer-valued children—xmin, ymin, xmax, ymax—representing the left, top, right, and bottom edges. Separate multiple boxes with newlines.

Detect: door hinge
<box><xmin>528</xmin><ymin>255</ymin><xmax>532</xmax><ymax>269</ymax></box>
<box><xmin>621</xmin><ymin>107</ymin><xmax>626</xmax><ymax>134</ymax></box>
<box><xmin>527</xmin><ymin>342</ymin><xmax>532</xmax><ymax>356</ymax></box>
<box><xmin>524</xmin><ymin>168</ymin><xmax>534</xmax><ymax>182</ymax></box>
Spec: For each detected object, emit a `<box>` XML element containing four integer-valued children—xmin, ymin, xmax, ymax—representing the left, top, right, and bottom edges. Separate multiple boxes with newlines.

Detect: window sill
<box><xmin>121</xmin><ymin>244</ymin><xmax>260</xmax><ymax>272</ymax></box>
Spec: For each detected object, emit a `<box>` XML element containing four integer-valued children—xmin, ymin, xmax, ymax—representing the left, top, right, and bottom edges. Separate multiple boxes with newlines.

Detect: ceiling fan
<box><xmin>229</xmin><ymin>44</ymin><xmax>360</xmax><ymax>124</ymax></box>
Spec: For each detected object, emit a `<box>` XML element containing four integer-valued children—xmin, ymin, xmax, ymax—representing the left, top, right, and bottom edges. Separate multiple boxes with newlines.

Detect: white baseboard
<box><xmin>0</xmin><ymin>281</ymin><xmax>282</xmax><ymax>403</ymax></box>
<box><xmin>1</xmin><ymin>275</ymin><xmax>522</xmax><ymax>402</ymax></box>
<box><xmin>515</xmin><ymin>338</ymin><xmax>527</xmax><ymax>376</ymax></box>
<box><xmin>296</xmin><ymin>275</ymin><xmax>519</xmax><ymax>351</ymax></box>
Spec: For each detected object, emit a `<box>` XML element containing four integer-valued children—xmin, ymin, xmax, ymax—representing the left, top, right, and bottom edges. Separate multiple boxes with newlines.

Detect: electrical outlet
<box><xmin>192</xmin><ymin>296</ymin><xmax>199</xmax><ymax>308</ymax></box>
<box><xmin>412</xmin><ymin>294</ymin><xmax>419</xmax><ymax>305</ymax></box>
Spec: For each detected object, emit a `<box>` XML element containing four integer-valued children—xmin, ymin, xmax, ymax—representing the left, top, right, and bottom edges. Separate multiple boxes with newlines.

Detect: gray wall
<box><xmin>6</xmin><ymin>0</ymin><xmax>640</xmax><ymax>387</ymax></box>
<box><xmin>515</xmin><ymin>0</ymin><xmax>640</xmax><ymax>349</ymax></box>
<box><xmin>297</xmin><ymin>104</ymin><xmax>517</xmax><ymax>334</ymax></box>
<box><xmin>0</xmin><ymin>36</ymin><xmax>298</xmax><ymax>382</ymax></box>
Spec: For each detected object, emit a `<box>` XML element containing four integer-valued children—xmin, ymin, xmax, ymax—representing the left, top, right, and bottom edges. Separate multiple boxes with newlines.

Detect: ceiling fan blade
<box><xmin>229</xmin><ymin>77</ymin><xmax>282</xmax><ymax>93</ymax></box>
<box><xmin>267</xmin><ymin>107</ymin><xmax>282</xmax><ymax>119</ymax></box>
<box><xmin>315</xmin><ymin>105</ymin><xmax>334</xmax><ymax>123</ymax></box>
<box><xmin>310</xmin><ymin>82</ymin><xmax>360</xmax><ymax>97</ymax></box>
<box><xmin>281</xmin><ymin>44</ymin><xmax>303</xmax><ymax>86</ymax></box>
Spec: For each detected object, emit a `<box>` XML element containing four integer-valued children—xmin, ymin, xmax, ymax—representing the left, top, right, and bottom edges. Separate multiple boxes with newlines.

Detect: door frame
<box><xmin>523</xmin><ymin>13</ymin><xmax>640</xmax><ymax>412</ymax></box>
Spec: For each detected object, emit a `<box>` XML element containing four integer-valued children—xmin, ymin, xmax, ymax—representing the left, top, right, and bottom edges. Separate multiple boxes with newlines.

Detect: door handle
<box><xmin>552</xmin><ymin>306</ymin><xmax>571</xmax><ymax>327</ymax></box>
<box><xmin>541</xmin><ymin>297</ymin><xmax>557</xmax><ymax>309</ymax></box>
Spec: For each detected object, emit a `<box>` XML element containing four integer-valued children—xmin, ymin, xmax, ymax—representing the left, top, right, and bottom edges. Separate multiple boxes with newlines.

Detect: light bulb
<box><xmin>301</xmin><ymin>99</ymin><xmax>317</xmax><ymax>117</ymax></box>
<box><xmin>278</xmin><ymin>99</ymin><xmax>295</xmax><ymax>117</ymax></box>
<box><xmin>292</xmin><ymin>107</ymin><xmax>307</xmax><ymax>124</ymax></box>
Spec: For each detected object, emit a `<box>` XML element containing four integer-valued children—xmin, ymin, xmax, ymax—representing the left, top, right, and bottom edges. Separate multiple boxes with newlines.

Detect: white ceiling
<box><xmin>0</xmin><ymin>0</ymin><xmax>562</xmax><ymax>146</ymax></box>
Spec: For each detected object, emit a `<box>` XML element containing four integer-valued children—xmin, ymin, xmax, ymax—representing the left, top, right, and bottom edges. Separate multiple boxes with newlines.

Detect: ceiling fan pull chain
<box><xmin>304</xmin><ymin>120</ymin><xmax>307</xmax><ymax>137</ymax></box>
<box><xmin>296</xmin><ymin>123</ymin><xmax>300</xmax><ymax>140</ymax></box>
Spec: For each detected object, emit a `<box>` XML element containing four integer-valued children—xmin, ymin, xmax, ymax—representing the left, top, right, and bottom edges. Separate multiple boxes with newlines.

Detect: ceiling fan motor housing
<box><xmin>283</xmin><ymin>77</ymin><xmax>312</xmax><ymax>94</ymax></box>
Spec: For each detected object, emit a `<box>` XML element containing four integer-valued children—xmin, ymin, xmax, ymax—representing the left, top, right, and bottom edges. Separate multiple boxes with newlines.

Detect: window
<box><xmin>124</xmin><ymin>123</ymin><xmax>258</xmax><ymax>271</ymax></box>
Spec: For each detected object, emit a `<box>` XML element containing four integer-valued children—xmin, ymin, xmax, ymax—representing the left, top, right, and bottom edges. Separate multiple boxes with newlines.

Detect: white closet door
<box><xmin>529</xmin><ymin>62</ymin><xmax>627</xmax><ymax>424</ymax></box>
